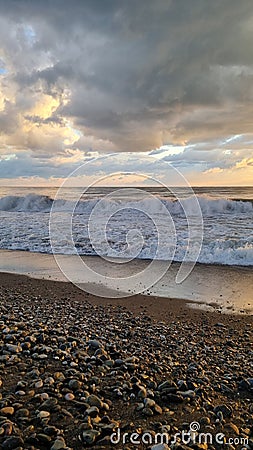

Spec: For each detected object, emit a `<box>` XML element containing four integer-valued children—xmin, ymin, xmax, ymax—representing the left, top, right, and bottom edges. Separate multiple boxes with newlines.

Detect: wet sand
<box><xmin>0</xmin><ymin>250</ymin><xmax>252</xmax><ymax>314</ymax></box>
<box><xmin>0</xmin><ymin>271</ymin><xmax>252</xmax><ymax>325</ymax></box>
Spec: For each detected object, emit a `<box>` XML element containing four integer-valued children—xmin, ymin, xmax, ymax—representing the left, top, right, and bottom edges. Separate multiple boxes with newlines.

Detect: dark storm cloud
<box><xmin>0</xmin><ymin>152</ymin><xmax>82</xmax><ymax>178</ymax></box>
<box><xmin>0</xmin><ymin>0</ymin><xmax>253</xmax><ymax>178</ymax></box>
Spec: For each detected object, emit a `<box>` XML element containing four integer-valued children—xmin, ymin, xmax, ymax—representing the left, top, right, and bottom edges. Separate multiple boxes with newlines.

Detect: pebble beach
<box><xmin>0</xmin><ymin>272</ymin><xmax>252</xmax><ymax>450</ymax></box>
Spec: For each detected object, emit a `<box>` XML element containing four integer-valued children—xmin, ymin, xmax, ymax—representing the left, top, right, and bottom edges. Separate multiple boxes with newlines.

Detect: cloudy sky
<box><xmin>0</xmin><ymin>0</ymin><xmax>253</xmax><ymax>186</ymax></box>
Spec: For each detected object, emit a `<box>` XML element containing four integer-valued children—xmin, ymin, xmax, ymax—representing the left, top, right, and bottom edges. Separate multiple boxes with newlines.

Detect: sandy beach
<box><xmin>0</xmin><ymin>272</ymin><xmax>252</xmax><ymax>449</ymax></box>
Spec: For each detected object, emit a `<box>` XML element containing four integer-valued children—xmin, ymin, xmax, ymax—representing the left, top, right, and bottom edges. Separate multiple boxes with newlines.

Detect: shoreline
<box><xmin>0</xmin><ymin>272</ymin><xmax>252</xmax><ymax>449</ymax></box>
<box><xmin>0</xmin><ymin>249</ymin><xmax>252</xmax><ymax>314</ymax></box>
<box><xmin>2</xmin><ymin>247</ymin><xmax>253</xmax><ymax>268</ymax></box>
<box><xmin>0</xmin><ymin>271</ymin><xmax>253</xmax><ymax>324</ymax></box>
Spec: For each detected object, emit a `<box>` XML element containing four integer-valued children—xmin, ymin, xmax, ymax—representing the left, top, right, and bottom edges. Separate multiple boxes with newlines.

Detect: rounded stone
<box><xmin>50</xmin><ymin>438</ymin><xmax>66</xmax><ymax>450</ymax></box>
<box><xmin>88</xmin><ymin>340</ymin><xmax>102</xmax><ymax>349</ymax></box>
<box><xmin>5</xmin><ymin>344</ymin><xmax>21</xmax><ymax>354</ymax></box>
<box><xmin>35</xmin><ymin>380</ymin><xmax>44</xmax><ymax>388</ymax></box>
<box><xmin>81</xmin><ymin>429</ymin><xmax>101</xmax><ymax>444</ymax></box>
<box><xmin>65</xmin><ymin>393</ymin><xmax>75</xmax><ymax>401</ymax></box>
<box><xmin>69</xmin><ymin>379</ymin><xmax>81</xmax><ymax>390</ymax></box>
<box><xmin>16</xmin><ymin>408</ymin><xmax>30</xmax><ymax>418</ymax></box>
<box><xmin>0</xmin><ymin>407</ymin><xmax>14</xmax><ymax>416</ymax></box>
<box><xmin>86</xmin><ymin>394</ymin><xmax>103</xmax><ymax>408</ymax></box>
<box><xmin>15</xmin><ymin>390</ymin><xmax>26</xmax><ymax>396</ymax></box>
<box><xmin>2</xmin><ymin>437</ymin><xmax>24</xmax><ymax>449</ymax></box>
<box><xmin>37</xmin><ymin>410</ymin><xmax>50</xmax><ymax>418</ymax></box>
<box><xmin>86</xmin><ymin>406</ymin><xmax>100</xmax><ymax>418</ymax></box>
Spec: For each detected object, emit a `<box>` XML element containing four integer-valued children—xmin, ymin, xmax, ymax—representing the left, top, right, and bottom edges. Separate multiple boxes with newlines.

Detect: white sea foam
<box><xmin>0</xmin><ymin>193</ymin><xmax>252</xmax><ymax>266</ymax></box>
<box><xmin>0</xmin><ymin>193</ymin><xmax>252</xmax><ymax>215</ymax></box>
<box><xmin>0</xmin><ymin>194</ymin><xmax>53</xmax><ymax>212</ymax></box>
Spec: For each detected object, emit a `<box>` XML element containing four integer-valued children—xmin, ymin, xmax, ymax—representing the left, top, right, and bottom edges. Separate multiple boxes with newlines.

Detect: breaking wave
<box><xmin>0</xmin><ymin>193</ymin><xmax>252</xmax><ymax>266</ymax></box>
<box><xmin>0</xmin><ymin>193</ymin><xmax>252</xmax><ymax>215</ymax></box>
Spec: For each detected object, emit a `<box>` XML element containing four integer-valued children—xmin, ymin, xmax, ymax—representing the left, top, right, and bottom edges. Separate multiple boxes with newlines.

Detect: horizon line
<box><xmin>0</xmin><ymin>185</ymin><xmax>252</xmax><ymax>189</ymax></box>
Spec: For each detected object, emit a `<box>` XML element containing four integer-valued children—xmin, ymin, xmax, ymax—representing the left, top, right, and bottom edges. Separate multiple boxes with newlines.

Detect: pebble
<box><xmin>0</xmin><ymin>280</ymin><xmax>252</xmax><ymax>450</ymax></box>
<box><xmin>144</xmin><ymin>398</ymin><xmax>156</xmax><ymax>407</ymax></box>
<box><xmin>86</xmin><ymin>406</ymin><xmax>100</xmax><ymax>418</ymax></box>
<box><xmin>15</xmin><ymin>408</ymin><xmax>30</xmax><ymax>418</ymax></box>
<box><xmin>224</xmin><ymin>422</ymin><xmax>240</xmax><ymax>435</ymax></box>
<box><xmin>37</xmin><ymin>410</ymin><xmax>50</xmax><ymax>418</ymax></box>
<box><xmin>86</xmin><ymin>394</ymin><xmax>103</xmax><ymax>408</ymax></box>
<box><xmin>5</xmin><ymin>344</ymin><xmax>21</xmax><ymax>353</ymax></box>
<box><xmin>68</xmin><ymin>379</ymin><xmax>81</xmax><ymax>390</ymax></box>
<box><xmin>214</xmin><ymin>404</ymin><xmax>232</xmax><ymax>418</ymax></box>
<box><xmin>153</xmin><ymin>404</ymin><xmax>163</xmax><ymax>414</ymax></box>
<box><xmin>81</xmin><ymin>429</ymin><xmax>101</xmax><ymax>444</ymax></box>
<box><xmin>40</xmin><ymin>392</ymin><xmax>49</xmax><ymax>400</ymax></box>
<box><xmin>0</xmin><ymin>407</ymin><xmax>14</xmax><ymax>416</ymax></box>
<box><xmin>64</xmin><ymin>393</ymin><xmax>75</xmax><ymax>401</ymax></box>
<box><xmin>51</xmin><ymin>438</ymin><xmax>66</xmax><ymax>450</ymax></box>
<box><xmin>88</xmin><ymin>339</ymin><xmax>102</xmax><ymax>349</ymax></box>
<box><xmin>2</xmin><ymin>436</ymin><xmax>24</xmax><ymax>449</ymax></box>
<box><xmin>15</xmin><ymin>390</ymin><xmax>26</xmax><ymax>396</ymax></box>
<box><xmin>151</xmin><ymin>445</ymin><xmax>170</xmax><ymax>450</ymax></box>
<box><xmin>35</xmin><ymin>379</ymin><xmax>43</xmax><ymax>388</ymax></box>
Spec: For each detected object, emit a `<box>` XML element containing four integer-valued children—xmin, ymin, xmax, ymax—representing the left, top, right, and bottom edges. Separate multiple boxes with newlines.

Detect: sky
<box><xmin>0</xmin><ymin>0</ymin><xmax>253</xmax><ymax>186</ymax></box>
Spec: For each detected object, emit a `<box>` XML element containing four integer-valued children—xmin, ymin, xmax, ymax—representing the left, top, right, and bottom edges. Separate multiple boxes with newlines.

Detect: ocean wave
<box><xmin>196</xmin><ymin>241</ymin><xmax>253</xmax><ymax>266</ymax></box>
<box><xmin>0</xmin><ymin>193</ymin><xmax>252</xmax><ymax>215</ymax></box>
<box><xmin>0</xmin><ymin>240</ymin><xmax>252</xmax><ymax>266</ymax></box>
<box><xmin>0</xmin><ymin>194</ymin><xmax>53</xmax><ymax>212</ymax></box>
<box><xmin>0</xmin><ymin>191</ymin><xmax>252</xmax><ymax>266</ymax></box>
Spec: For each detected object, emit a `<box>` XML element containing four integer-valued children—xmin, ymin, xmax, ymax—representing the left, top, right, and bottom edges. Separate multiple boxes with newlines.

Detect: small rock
<box><xmin>88</xmin><ymin>339</ymin><xmax>102</xmax><ymax>349</ymax></box>
<box><xmin>81</xmin><ymin>429</ymin><xmax>101</xmax><ymax>444</ymax></box>
<box><xmin>50</xmin><ymin>438</ymin><xmax>66</xmax><ymax>450</ymax></box>
<box><xmin>224</xmin><ymin>423</ymin><xmax>240</xmax><ymax>435</ymax></box>
<box><xmin>142</xmin><ymin>407</ymin><xmax>153</xmax><ymax>416</ymax></box>
<box><xmin>2</xmin><ymin>436</ymin><xmax>24</xmax><ymax>449</ymax></box>
<box><xmin>214</xmin><ymin>404</ymin><xmax>232</xmax><ymax>418</ymax></box>
<box><xmin>144</xmin><ymin>398</ymin><xmax>156</xmax><ymax>408</ymax></box>
<box><xmin>138</xmin><ymin>386</ymin><xmax>147</xmax><ymax>399</ymax></box>
<box><xmin>86</xmin><ymin>394</ymin><xmax>103</xmax><ymax>408</ymax></box>
<box><xmin>65</xmin><ymin>393</ymin><xmax>75</xmax><ymax>401</ymax></box>
<box><xmin>69</xmin><ymin>379</ymin><xmax>81</xmax><ymax>390</ymax></box>
<box><xmin>151</xmin><ymin>444</ymin><xmax>170</xmax><ymax>450</ymax></box>
<box><xmin>5</xmin><ymin>344</ymin><xmax>21</xmax><ymax>353</ymax></box>
<box><xmin>153</xmin><ymin>404</ymin><xmax>163</xmax><ymax>414</ymax></box>
<box><xmin>35</xmin><ymin>380</ymin><xmax>43</xmax><ymax>388</ymax></box>
<box><xmin>37</xmin><ymin>433</ymin><xmax>52</xmax><ymax>444</ymax></box>
<box><xmin>158</xmin><ymin>381</ymin><xmax>177</xmax><ymax>391</ymax></box>
<box><xmin>164</xmin><ymin>393</ymin><xmax>184</xmax><ymax>403</ymax></box>
<box><xmin>16</xmin><ymin>408</ymin><xmax>30</xmax><ymax>418</ymax></box>
<box><xmin>86</xmin><ymin>406</ymin><xmax>100</xmax><ymax>418</ymax></box>
<box><xmin>37</xmin><ymin>410</ymin><xmax>50</xmax><ymax>418</ymax></box>
<box><xmin>0</xmin><ymin>407</ymin><xmax>14</xmax><ymax>416</ymax></box>
<box><xmin>40</xmin><ymin>392</ymin><xmax>49</xmax><ymax>400</ymax></box>
<box><xmin>41</xmin><ymin>398</ymin><xmax>58</xmax><ymax>411</ymax></box>
<box><xmin>44</xmin><ymin>426</ymin><xmax>59</xmax><ymax>436</ymax></box>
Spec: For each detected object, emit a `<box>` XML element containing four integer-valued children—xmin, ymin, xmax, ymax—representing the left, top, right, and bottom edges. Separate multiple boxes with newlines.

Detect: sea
<box><xmin>0</xmin><ymin>186</ymin><xmax>252</xmax><ymax>267</ymax></box>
